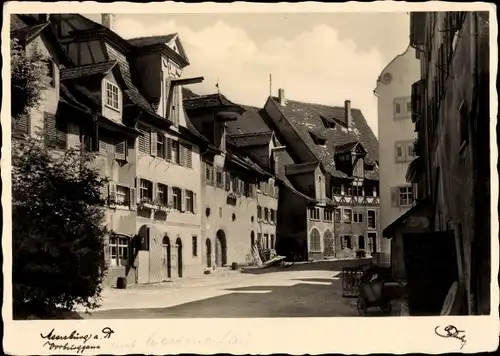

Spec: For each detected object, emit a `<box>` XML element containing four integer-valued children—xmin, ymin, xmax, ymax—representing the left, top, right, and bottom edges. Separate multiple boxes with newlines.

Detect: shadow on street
<box><xmin>240</xmin><ymin>258</ymin><xmax>372</xmax><ymax>275</ymax></box>
<box><xmin>82</xmin><ymin>274</ymin><xmax>398</xmax><ymax>319</ymax></box>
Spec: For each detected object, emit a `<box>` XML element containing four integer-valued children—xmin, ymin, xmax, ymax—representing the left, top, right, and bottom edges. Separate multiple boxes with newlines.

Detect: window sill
<box><xmin>309</xmin><ymin>218</ymin><xmax>321</xmax><ymax>222</ymax></box>
<box><xmin>105</xmin><ymin>103</ymin><xmax>122</xmax><ymax>113</ymax></box>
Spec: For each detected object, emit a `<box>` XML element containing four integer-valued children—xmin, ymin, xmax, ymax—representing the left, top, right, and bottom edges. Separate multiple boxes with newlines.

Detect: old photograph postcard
<box><xmin>2</xmin><ymin>1</ymin><xmax>499</xmax><ymax>354</ymax></box>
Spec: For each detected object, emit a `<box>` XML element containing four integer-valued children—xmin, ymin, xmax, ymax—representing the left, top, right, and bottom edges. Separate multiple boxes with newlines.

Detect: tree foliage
<box><xmin>11</xmin><ymin>37</ymin><xmax>109</xmax><ymax>317</ymax></box>
<box><xmin>11</xmin><ymin>39</ymin><xmax>50</xmax><ymax>122</ymax></box>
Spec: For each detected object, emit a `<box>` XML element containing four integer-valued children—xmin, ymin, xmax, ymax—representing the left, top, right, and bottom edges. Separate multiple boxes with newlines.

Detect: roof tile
<box><xmin>128</xmin><ymin>34</ymin><xmax>177</xmax><ymax>47</ymax></box>
<box><xmin>60</xmin><ymin>60</ymin><xmax>117</xmax><ymax>81</ymax></box>
<box><xmin>270</xmin><ymin>97</ymin><xmax>379</xmax><ymax>180</ymax></box>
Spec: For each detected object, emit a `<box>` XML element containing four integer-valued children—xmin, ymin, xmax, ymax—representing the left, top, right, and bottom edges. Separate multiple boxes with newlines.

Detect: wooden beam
<box><xmin>171</xmin><ymin>76</ymin><xmax>204</xmax><ymax>86</ymax></box>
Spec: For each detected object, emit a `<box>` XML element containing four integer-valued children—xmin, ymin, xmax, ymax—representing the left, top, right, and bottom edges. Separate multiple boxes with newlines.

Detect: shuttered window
<box><xmin>165</xmin><ymin>136</ymin><xmax>173</xmax><ymax>160</ymax></box>
<box><xmin>12</xmin><ymin>115</ymin><xmax>29</xmax><ymax>136</ymax></box>
<box><xmin>138</xmin><ymin>125</ymin><xmax>150</xmax><ymax>154</ymax></box>
<box><xmin>225</xmin><ymin>171</ymin><xmax>231</xmax><ymax>191</ymax></box>
<box><xmin>182</xmin><ymin>143</ymin><xmax>193</xmax><ymax>168</ymax></box>
<box><xmin>115</xmin><ymin>140</ymin><xmax>127</xmax><ymax>161</ymax></box>
<box><xmin>44</xmin><ymin>112</ymin><xmax>66</xmax><ymax>149</ymax></box>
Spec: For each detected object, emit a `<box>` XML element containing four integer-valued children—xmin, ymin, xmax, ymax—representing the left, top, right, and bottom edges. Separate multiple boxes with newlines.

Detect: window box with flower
<box><xmin>137</xmin><ymin>197</ymin><xmax>155</xmax><ymax>210</ymax></box>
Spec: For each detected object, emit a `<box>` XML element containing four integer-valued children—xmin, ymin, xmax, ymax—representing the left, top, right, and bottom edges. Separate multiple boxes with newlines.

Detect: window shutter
<box><xmin>44</xmin><ymin>112</ymin><xmax>57</xmax><ymax>146</ymax></box>
<box><xmin>186</xmin><ymin>145</ymin><xmax>192</xmax><ymax>168</ymax></box>
<box><xmin>390</xmin><ymin>187</ymin><xmax>399</xmax><ymax>207</ymax></box>
<box><xmin>165</xmin><ymin>135</ymin><xmax>172</xmax><ymax>160</ymax></box>
<box><xmin>225</xmin><ymin>172</ymin><xmax>231</xmax><ymax>191</ymax></box>
<box><xmin>151</xmin><ymin>132</ymin><xmax>158</xmax><ymax>156</ymax></box>
<box><xmin>275</xmin><ymin>185</ymin><xmax>279</xmax><ymax>199</ymax></box>
<box><xmin>130</xmin><ymin>187</ymin><xmax>137</xmax><ymax>210</ymax></box>
<box><xmin>56</xmin><ymin>118</ymin><xmax>68</xmax><ymax>149</ymax></box>
<box><xmin>115</xmin><ymin>140</ymin><xmax>127</xmax><ymax>161</ymax></box>
<box><xmin>14</xmin><ymin>115</ymin><xmax>29</xmax><ymax>135</ymax></box>
<box><xmin>109</xmin><ymin>181</ymin><xmax>117</xmax><ymax>204</ymax></box>
<box><xmin>167</xmin><ymin>186</ymin><xmax>173</xmax><ymax>207</ymax></box>
<box><xmin>181</xmin><ymin>188</ymin><xmax>186</xmax><ymax>212</ymax></box>
<box><xmin>179</xmin><ymin>143</ymin><xmax>185</xmax><ymax>167</ymax></box>
<box><xmin>100</xmin><ymin>181</ymin><xmax>109</xmax><ymax>202</ymax></box>
<box><xmin>193</xmin><ymin>193</ymin><xmax>197</xmax><ymax>214</ymax></box>
<box><xmin>153</xmin><ymin>182</ymin><xmax>158</xmax><ymax>203</ymax></box>
<box><xmin>136</xmin><ymin>177</ymin><xmax>141</xmax><ymax>202</ymax></box>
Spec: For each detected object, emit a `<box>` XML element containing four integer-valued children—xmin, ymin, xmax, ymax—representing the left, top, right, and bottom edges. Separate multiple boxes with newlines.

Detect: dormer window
<box><xmin>320</xmin><ymin>115</ymin><xmax>336</xmax><ymax>129</ymax></box>
<box><xmin>105</xmin><ymin>81</ymin><xmax>120</xmax><ymax>111</ymax></box>
<box><xmin>309</xmin><ymin>130</ymin><xmax>327</xmax><ymax>146</ymax></box>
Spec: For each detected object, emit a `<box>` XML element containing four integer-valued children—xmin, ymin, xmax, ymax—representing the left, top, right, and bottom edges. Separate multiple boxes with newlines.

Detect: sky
<box><xmin>86</xmin><ymin>13</ymin><xmax>411</xmax><ymax>137</ymax></box>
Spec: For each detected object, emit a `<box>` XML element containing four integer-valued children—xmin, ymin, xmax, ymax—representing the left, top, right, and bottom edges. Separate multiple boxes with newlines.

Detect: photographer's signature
<box><xmin>434</xmin><ymin>325</ymin><xmax>467</xmax><ymax>349</ymax></box>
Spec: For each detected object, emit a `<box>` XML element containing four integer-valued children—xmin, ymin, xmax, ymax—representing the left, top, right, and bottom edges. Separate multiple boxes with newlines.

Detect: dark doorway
<box><xmin>215</xmin><ymin>229</ymin><xmax>227</xmax><ymax>267</ymax></box>
<box><xmin>358</xmin><ymin>235</ymin><xmax>365</xmax><ymax>250</ymax></box>
<box><xmin>176</xmin><ymin>237</ymin><xmax>183</xmax><ymax>278</ymax></box>
<box><xmin>206</xmin><ymin>238</ymin><xmax>212</xmax><ymax>268</ymax></box>
<box><xmin>403</xmin><ymin>232</ymin><xmax>457</xmax><ymax>315</ymax></box>
<box><xmin>162</xmin><ymin>235</ymin><xmax>171</xmax><ymax>280</ymax></box>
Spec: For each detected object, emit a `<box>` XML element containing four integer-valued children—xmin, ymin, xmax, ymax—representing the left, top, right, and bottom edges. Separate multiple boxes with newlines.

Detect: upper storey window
<box><xmin>105</xmin><ymin>80</ymin><xmax>121</xmax><ymax>112</ymax></box>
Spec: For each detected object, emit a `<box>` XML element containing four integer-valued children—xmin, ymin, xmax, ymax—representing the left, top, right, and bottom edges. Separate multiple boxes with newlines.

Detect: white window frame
<box><xmin>343</xmin><ymin>208</ymin><xmax>353</xmax><ymax>224</ymax></box>
<box><xmin>172</xmin><ymin>187</ymin><xmax>182</xmax><ymax>210</ymax></box>
<box><xmin>157</xmin><ymin>183</ymin><xmax>168</xmax><ymax>207</ymax></box>
<box><xmin>334</xmin><ymin>208</ymin><xmax>342</xmax><ymax>223</ymax></box>
<box><xmin>139</xmin><ymin>179</ymin><xmax>153</xmax><ymax>201</ymax></box>
<box><xmin>186</xmin><ymin>190</ymin><xmax>194</xmax><ymax>213</ymax></box>
<box><xmin>398</xmin><ymin>186</ymin><xmax>414</xmax><ymax>206</ymax></box>
<box><xmin>308</xmin><ymin>207</ymin><xmax>320</xmax><ymax>221</ymax></box>
<box><xmin>115</xmin><ymin>185</ymin><xmax>130</xmax><ymax>207</ymax></box>
<box><xmin>324</xmin><ymin>209</ymin><xmax>333</xmax><ymax>222</ymax></box>
<box><xmin>109</xmin><ymin>235</ymin><xmax>129</xmax><ymax>267</ymax></box>
<box><xmin>104</xmin><ymin>80</ymin><xmax>121</xmax><ymax>112</ymax></box>
<box><xmin>367</xmin><ymin>209</ymin><xmax>376</xmax><ymax>230</ymax></box>
<box><xmin>393</xmin><ymin>96</ymin><xmax>411</xmax><ymax>119</ymax></box>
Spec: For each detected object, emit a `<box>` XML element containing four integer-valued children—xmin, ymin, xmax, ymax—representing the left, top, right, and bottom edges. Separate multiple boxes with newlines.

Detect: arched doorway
<box><xmin>323</xmin><ymin>230</ymin><xmax>335</xmax><ymax>257</ymax></box>
<box><xmin>137</xmin><ymin>225</ymin><xmax>151</xmax><ymax>251</ymax></box>
<box><xmin>162</xmin><ymin>235</ymin><xmax>171</xmax><ymax>280</ymax></box>
<box><xmin>251</xmin><ymin>231</ymin><xmax>255</xmax><ymax>247</ymax></box>
<box><xmin>205</xmin><ymin>238</ymin><xmax>212</xmax><ymax>268</ymax></box>
<box><xmin>309</xmin><ymin>228</ymin><xmax>321</xmax><ymax>254</ymax></box>
<box><xmin>176</xmin><ymin>237</ymin><xmax>183</xmax><ymax>278</ymax></box>
<box><xmin>215</xmin><ymin>229</ymin><xmax>227</xmax><ymax>267</ymax></box>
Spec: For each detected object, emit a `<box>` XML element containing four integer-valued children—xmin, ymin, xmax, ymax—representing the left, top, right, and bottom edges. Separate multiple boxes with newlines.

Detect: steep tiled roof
<box><xmin>229</xmin><ymin>131</ymin><xmax>273</xmax><ymax>147</ymax></box>
<box><xmin>285</xmin><ymin>161</ymin><xmax>319</xmax><ymax>176</ymax></box>
<box><xmin>11</xmin><ymin>22</ymin><xmax>49</xmax><ymax>42</ymax></box>
<box><xmin>184</xmin><ymin>93</ymin><xmax>243</xmax><ymax>111</ymax></box>
<box><xmin>269</xmin><ymin>97</ymin><xmax>379</xmax><ymax>180</ymax></box>
<box><xmin>334</xmin><ymin>141</ymin><xmax>360</xmax><ymax>154</ymax></box>
<box><xmin>10</xmin><ymin>15</ymin><xmax>29</xmax><ymax>31</ymax></box>
<box><xmin>226</xmin><ymin>105</ymin><xmax>272</xmax><ymax>135</ymax></box>
<box><xmin>128</xmin><ymin>34</ymin><xmax>178</xmax><ymax>47</ymax></box>
<box><xmin>60</xmin><ymin>60</ymin><xmax>117</xmax><ymax>81</ymax></box>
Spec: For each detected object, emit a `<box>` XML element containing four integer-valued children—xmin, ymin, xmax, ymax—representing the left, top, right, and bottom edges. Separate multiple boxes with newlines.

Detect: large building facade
<box><xmin>384</xmin><ymin>11</ymin><xmax>490</xmax><ymax>315</ymax></box>
<box><xmin>374</xmin><ymin>45</ymin><xmax>421</xmax><ymax>255</ymax></box>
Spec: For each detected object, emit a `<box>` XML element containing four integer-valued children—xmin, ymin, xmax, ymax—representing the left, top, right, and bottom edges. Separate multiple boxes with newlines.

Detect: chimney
<box><xmin>344</xmin><ymin>100</ymin><xmax>352</xmax><ymax>127</ymax></box>
<box><xmin>101</xmin><ymin>14</ymin><xmax>114</xmax><ymax>30</ymax></box>
<box><xmin>278</xmin><ymin>88</ymin><xmax>286</xmax><ymax>106</ymax></box>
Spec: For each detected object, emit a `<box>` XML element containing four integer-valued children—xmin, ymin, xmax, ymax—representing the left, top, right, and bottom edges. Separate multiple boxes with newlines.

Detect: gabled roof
<box><xmin>10</xmin><ymin>21</ymin><xmax>49</xmax><ymax>41</ymax></box>
<box><xmin>229</xmin><ymin>131</ymin><xmax>273</xmax><ymax>147</ymax></box>
<box><xmin>184</xmin><ymin>93</ymin><xmax>244</xmax><ymax>111</ymax></box>
<box><xmin>226</xmin><ymin>105</ymin><xmax>271</xmax><ymax>135</ymax></box>
<box><xmin>285</xmin><ymin>161</ymin><xmax>320</xmax><ymax>176</ymax></box>
<box><xmin>60</xmin><ymin>60</ymin><xmax>117</xmax><ymax>81</ymax></box>
<box><xmin>334</xmin><ymin>140</ymin><xmax>368</xmax><ymax>155</ymax></box>
<box><xmin>128</xmin><ymin>33</ymin><xmax>178</xmax><ymax>47</ymax></box>
<box><xmin>268</xmin><ymin>96</ymin><xmax>379</xmax><ymax>180</ymax></box>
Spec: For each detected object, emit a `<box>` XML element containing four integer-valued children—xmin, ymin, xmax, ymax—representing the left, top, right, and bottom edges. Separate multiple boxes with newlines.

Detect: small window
<box><xmin>324</xmin><ymin>210</ymin><xmax>333</xmax><ymax>222</ymax></box>
<box><xmin>139</xmin><ymin>179</ymin><xmax>153</xmax><ymax>202</ymax></box>
<box><xmin>264</xmin><ymin>208</ymin><xmax>269</xmax><ymax>221</ymax></box>
<box><xmin>395</xmin><ymin>103</ymin><xmax>401</xmax><ymax>114</ymax></box>
<box><xmin>157</xmin><ymin>183</ymin><xmax>168</xmax><ymax>207</ymax></box>
<box><xmin>364</xmin><ymin>185</ymin><xmax>374</xmax><ymax>197</ymax></box>
<box><xmin>116</xmin><ymin>185</ymin><xmax>130</xmax><ymax>207</ymax></box>
<box><xmin>341</xmin><ymin>235</ymin><xmax>352</xmax><ymax>249</ymax></box>
<box><xmin>192</xmin><ymin>236</ymin><xmax>198</xmax><ymax>257</ymax></box>
<box><xmin>343</xmin><ymin>208</ymin><xmax>353</xmax><ymax>224</ymax></box>
<box><xmin>395</xmin><ymin>143</ymin><xmax>404</xmax><ymax>161</ymax></box>
<box><xmin>354</xmin><ymin>213</ymin><xmax>363</xmax><ymax>223</ymax></box>
<box><xmin>105</xmin><ymin>81</ymin><xmax>120</xmax><ymax>111</ymax></box>
<box><xmin>172</xmin><ymin>140</ymin><xmax>180</xmax><ymax>164</ymax></box>
<box><xmin>398</xmin><ymin>186</ymin><xmax>414</xmax><ymax>206</ymax></box>
<box><xmin>186</xmin><ymin>190</ymin><xmax>194</xmax><ymax>213</ymax></box>
<box><xmin>43</xmin><ymin>59</ymin><xmax>55</xmax><ymax>88</ymax></box>
<box><xmin>172</xmin><ymin>187</ymin><xmax>182</xmax><ymax>210</ymax></box>
<box><xmin>109</xmin><ymin>235</ymin><xmax>129</xmax><ymax>266</ymax></box>
<box><xmin>368</xmin><ymin>210</ymin><xmax>376</xmax><ymax>229</ymax></box>
<box><xmin>308</xmin><ymin>207</ymin><xmax>320</xmax><ymax>221</ymax></box>
<box><xmin>157</xmin><ymin>134</ymin><xmax>165</xmax><ymax>159</ymax></box>
<box><xmin>270</xmin><ymin>209</ymin><xmax>276</xmax><ymax>223</ymax></box>
<box><xmin>407</xmin><ymin>101</ymin><xmax>412</xmax><ymax>113</ymax></box>
<box><xmin>334</xmin><ymin>208</ymin><xmax>342</xmax><ymax>223</ymax></box>
<box><xmin>205</xmin><ymin>163</ymin><xmax>214</xmax><ymax>185</ymax></box>
<box><xmin>257</xmin><ymin>206</ymin><xmax>262</xmax><ymax>220</ymax></box>
<box><xmin>332</xmin><ymin>184</ymin><xmax>342</xmax><ymax>195</ymax></box>
<box><xmin>216</xmin><ymin>167</ymin><xmax>224</xmax><ymax>187</ymax></box>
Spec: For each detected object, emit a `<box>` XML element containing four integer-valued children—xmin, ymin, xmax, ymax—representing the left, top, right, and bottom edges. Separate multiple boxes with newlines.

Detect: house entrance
<box><xmin>162</xmin><ymin>235</ymin><xmax>171</xmax><ymax>280</ymax></box>
<box><xmin>176</xmin><ymin>237</ymin><xmax>183</xmax><ymax>278</ymax></box>
<box><xmin>215</xmin><ymin>229</ymin><xmax>227</xmax><ymax>267</ymax></box>
<box><xmin>206</xmin><ymin>238</ymin><xmax>212</xmax><ymax>268</ymax></box>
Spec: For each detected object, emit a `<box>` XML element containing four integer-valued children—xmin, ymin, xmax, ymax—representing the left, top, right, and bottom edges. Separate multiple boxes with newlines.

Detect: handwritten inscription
<box><xmin>40</xmin><ymin>327</ymin><xmax>115</xmax><ymax>354</ymax></box>
<box><xmin>145</xmin><ymin>331</ymin><xmax>246</xmax><ymax>347</ymax></box>
<box><xmin>435</xmin><ymin>325</ymin><xmax>467</xmax><ymax>349</ymax></box>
